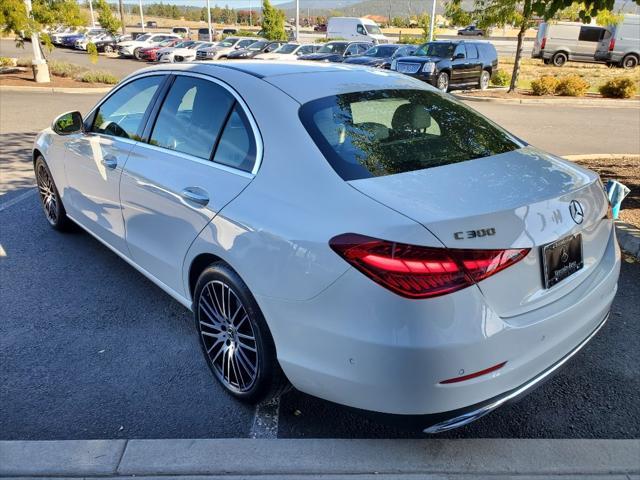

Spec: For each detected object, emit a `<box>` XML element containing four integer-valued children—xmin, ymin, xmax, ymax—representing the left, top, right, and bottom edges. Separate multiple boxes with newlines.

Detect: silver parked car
<box><xmin>33</xmin><ymin>62</ymin><xmax>619</xmax><ymax>433</ymax></box>
<box><xmin>594</xmin><ymin>14</ymin><xmax>640</xmax><ymax>69</ymax></box>
<box><xmin>532</xmin><ymin>21</ymin><xmax>607</xmax><ymax>66</ymax></box>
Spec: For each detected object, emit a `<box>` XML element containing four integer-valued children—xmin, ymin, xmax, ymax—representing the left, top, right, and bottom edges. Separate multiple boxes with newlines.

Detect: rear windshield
<box><xmin>299</xmin><ymin>89</ymin><xmax>520</xmax><ymax>181</ymax></box>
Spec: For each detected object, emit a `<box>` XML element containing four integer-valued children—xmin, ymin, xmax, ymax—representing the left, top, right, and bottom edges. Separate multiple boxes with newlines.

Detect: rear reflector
<box><xmin>440</xmin><ymin>361</ymin><xmax>507</xmax><ymax>384</ymax></box>
<box><xmin>329</xmin><ymin>233</ymin><xmax>529</xmax><ymax>299</ymax></box>
<box><xmin>609</xmin><ymin>38</ymin><xmax>616</xmax><ymax>51</ymax></box>
<box><xmin>540</xmin><ymin>37</ymin><xmax>546</xmax><ymax>50</ymax></box>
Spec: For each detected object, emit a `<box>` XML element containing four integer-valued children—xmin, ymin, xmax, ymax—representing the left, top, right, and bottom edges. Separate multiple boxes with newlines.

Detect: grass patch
<box><xmin>16</xmin><ymin>57</ymin><xmax>32</xmax><ymax>67</ymax></box>
<box><xmin>76</xmin><ymin>70</ymin><xmax>119</xmax><ymax>85</ymax></box>
<box><xmin>48</xmin><ymin>60</ymin><xmax>86</xmax><ymax>78</ymax></box>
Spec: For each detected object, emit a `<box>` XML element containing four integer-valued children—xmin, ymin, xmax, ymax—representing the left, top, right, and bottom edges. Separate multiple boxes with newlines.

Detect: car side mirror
<box><xmin>52</xmin><ymin>111</ymin><xmax>83</xmax><ymax>135</ymax></box>
<box><xmin>344</xmin><ymin>51</ymin><xmax>352</xmax><ymax>56</ymax></box>
<box><xmin>454</xmin><ymin>52</ymin><xmax>465</xmax><ymax>59</ymax></box>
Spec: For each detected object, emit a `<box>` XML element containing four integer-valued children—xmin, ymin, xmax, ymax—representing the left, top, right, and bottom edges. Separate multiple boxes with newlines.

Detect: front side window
<box><xmin>415</xmin><ymin>42</ymin><xmax>455</xmax><ymax>58</ymax></box>
<box><xmin>299</xmin><ymin>45</ymin><xmax>315</xmax><ymax>55</ymax></box>
<box><xmin>453</xmin><ymin>44</ymin><xmax>466</xmax><ymax>58</ymax></box>
<box><xmin>346</xmin><ymin>44</ymin><xmax>360</xmax><ymax>55</ymax></box>
<box><xmin>318</xmin><ymin>42</ymin><xmax>347</xmax><ymax>54</ymax></box>
<box><xmin>150</xmin><ymin>76</ymin><xmax>235</xmax><ymax>160</ymax></box>
<box><xmin>275</xmin><ymin>43</ymin><xmax>298</xmax><ymax>54</ymax></box>
<box><xmin>248</xmin><ymin>41</ymin><xmax>268</xmax><ymax>51</ymax></box>
<box><xmin>299</xmin><ymin>89</ymin><xmax>520</xmax><ymax>181</ymax></box>
<box><xmin>357</xmin><ymin>24</ymin><xmax>366</xmax><ymax>35</ymax></box>
<box><xmin>365</xmin><ymin>24</ymin><xmax>382</xmax><ymax>35</ymax></box>
<box><xmin>237</xmin><ymin>39</ymin><xmax>256</xmax><ymax>48</ymax></box>
<box><xmin>91</xmin><ymin>75</ymin><xmax>164</xmax><ymax>139</ymax></box>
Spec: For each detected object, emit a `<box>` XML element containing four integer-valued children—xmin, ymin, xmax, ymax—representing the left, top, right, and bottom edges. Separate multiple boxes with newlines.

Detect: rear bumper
<box><xmin>259</xmin><ymin>226</ymin><xmax>620</xmax><ymax>419</ymax></box>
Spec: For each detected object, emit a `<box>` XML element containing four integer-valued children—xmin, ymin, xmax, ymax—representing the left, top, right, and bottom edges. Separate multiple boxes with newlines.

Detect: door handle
<box><xmin>101</xmin><ymin>155</ymin><xmax>118</xmax><ymax>169</ymax></box>
<box><xmin>180</xmin><ymin>187</ymin><xmax>210</xmax><ymax>206</ymax></box>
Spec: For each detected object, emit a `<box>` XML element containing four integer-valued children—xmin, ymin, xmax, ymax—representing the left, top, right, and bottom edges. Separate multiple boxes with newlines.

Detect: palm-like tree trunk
<box><xmin>508</xmin><ymin>0</ymin><xmax>532</xmax><ymax>93</ymax></box>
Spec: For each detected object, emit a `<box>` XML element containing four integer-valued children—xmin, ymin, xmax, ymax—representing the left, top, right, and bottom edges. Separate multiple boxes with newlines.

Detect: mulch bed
<box><xmin>570</xmin><ymin>157</ymin><xmax>639</xmax><ymax>228</ymax></box>
<box><xmin>456</xmin><ymin>89</ymin><xmax>638</xmax><ymax>100</ymax></box>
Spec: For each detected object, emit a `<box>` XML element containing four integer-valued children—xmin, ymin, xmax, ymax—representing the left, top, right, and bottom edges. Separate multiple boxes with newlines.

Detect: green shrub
<box><xmin>87</xmin><ymin>42</ymin><xmax>99</xmax><ymax>64</ymax></box>
<box><xmin>555</xmin><ymin>75</ymin><xmax>589</xmax><ymax>96</ymax></box>
<box><xmin>48</xmin><ymin>60</ymin><xmax>86</xmax><ymax>78</ymax></box>
<box><xmin>77</xmin><ymin>70</ymin><xmax>119</xmax><ymax>84</ymax></box>
<box><xmin>235</xmin><ymin>29</ymin><xmax>257</xmax><ymax>37</ymax></box>
<box><xmin>599</xmin><ymin>77</ymin><xmax>637</xmax><ymax>99</ymax></box>
<box><xmin>16</xmin><ymin>57</ymin><xmax>32</xmax><ymax>67</ymax></box>
<box><xmin>398</xmin><ymin>34</ymin><xmax>425</xmax><ymax>45</ymax></box>
<box><xmin>530</xmin><ymin>75</ymin><xmax>559</xmax><ymax>96</ymax></box>
<box><xmin>0</xmin><ymin>56</ymin><xmax>15</xmax><ymax>66</ymax></box>
<box><xmin>490</xmin><ymin>69</ymin><xmax>510</xmax><ymax>87</ymax></box>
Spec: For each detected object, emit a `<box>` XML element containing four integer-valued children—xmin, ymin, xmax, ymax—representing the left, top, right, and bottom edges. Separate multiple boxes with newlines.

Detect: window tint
<box><xmin>213</xmin><ymin>105</ymin><xmax>257</xmax><ymax>172</ymax></box>
<box><xmin>91</xmin><ymin>75</ymin><xmax>164</xmax><ymax>139</ymax></box>
<box><xmin>299</xmin><ymin>89</ymin><xmax>520</xmax><ymax>181</ymax></box>
<box><xmin>465</xmin><ymin>44</ymin><xmax>479</xmax><ymax>59</ymax></box>
<box><xmin>150</xmin><ymin>76</ymin><xmax>234</xmax><ymax>160</ymax></box>
<box><xmin>346</xmin><ymin>44</ymin><xmax>360</xmax><ymax>55</ymax></box>
<box><xmin>579</xmin><ymin>26</ymin><xmax>604</xmax><ymax>42</ymax></box>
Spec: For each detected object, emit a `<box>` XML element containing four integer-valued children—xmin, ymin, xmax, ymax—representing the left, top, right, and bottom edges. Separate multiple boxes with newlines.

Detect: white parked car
<box><xmin>157</xmin><ymin>40</ymin><xmax>204</xmax><ymax>63</ymax></box>
<box><xmin>117</xmin><ymin>33</ymin><xmax>181</xmax><ymax>59</ymax></box>
<box><xmin>74</xmin><ymin>32</ymin><xmax>110</xmax><ymax>51</ymax></box>
<box><xmin>254</xmin><ymin>42</ymin><xmax>321</xmax><ymax>60</ymax></box>
<box><xmin>195</xmin><ymin>37</ymin><xmax>262</xmax><ymax>61</ymax></box>
<box><xmin>50</xmin><ymin>28</ymin><xmax>79</xmax><ymax>45</ymax></box>
<box><xmin>33</xmin><ymin>62</ymin><xmax>620</xmax><ymax>433</ymax></box>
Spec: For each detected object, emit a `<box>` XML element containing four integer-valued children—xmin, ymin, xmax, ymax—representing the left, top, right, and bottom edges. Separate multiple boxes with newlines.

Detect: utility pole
<box><xmin>139</xmin><ymin>0</ymin><xmax>145</xmax><ymax>32</ymax></box>
<box><xmin>119</xmin><ymin>0</ymin><xmax>126</xmax><ymax>34</ymax></box>
<box><xmin>429</xmin><ymin>0</ymin><xmax>436</xmax><ymax>41</ymax></box>
<box><xmin>206</xmin><ymin>0</ymin><xmax>212</xmax><ymax>41</ymax></box>
<box><xmin>23</xmin><ymin>0</ymin><xmax>50</xmax><ymax>82</ymax></box>
<box><xmin>88</xmin><ymin>0</ymin><xmax>96</xmax><ymax>27</ymax></box>
<box><xmin>249</xmin><ymin>0</ymin><xmax>252</xmax><ymax>27</ymax></box>
<box><xmin>296</xmin><ymin>0</ymin><xmax>300</xmax><ymax>40</ymax></box>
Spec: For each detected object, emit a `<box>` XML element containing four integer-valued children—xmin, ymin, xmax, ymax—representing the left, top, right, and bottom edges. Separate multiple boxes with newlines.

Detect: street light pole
<box><xmin>88</xmin><ymin>0</ymin><xmax>96</xmax><ymax>27</ymax></box>
<box><xmin>429</xmin><ymin>0</ymin><xmax>436</xmax><ymax>41</ymax></box>
<box><xmin>296</xmin><ymin>0</ymin><xmax>300</xmax><ymax>40</ymax></box>
<box><xmin>139</xmin><ymin>0</ymin><xmax>145</xmax><ymax>32</ymax></box>
<box><xmin>206</xmin><ymin>0</ymin><xmax>212</xmax><ymax>41</ymax></box>
<box><xmin>249</xmin><ymin>0</ymin><xmax>252</xmax><ymax>27</ymax></box>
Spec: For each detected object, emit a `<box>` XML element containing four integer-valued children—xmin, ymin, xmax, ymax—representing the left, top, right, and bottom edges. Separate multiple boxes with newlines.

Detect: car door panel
<box><xmin>62</xmin><ymin>74</ymin><xmax>166</xmax><ymax>253</ymax></box>
<box><xmin>450</xmin><ymin>44</ymin><xmax>468</xmax><ymax>84</ymax></box>
<box><xmin>120</xmin><ymin>74</ymin><xmax>260</xmax><ymax>296</ymax></box>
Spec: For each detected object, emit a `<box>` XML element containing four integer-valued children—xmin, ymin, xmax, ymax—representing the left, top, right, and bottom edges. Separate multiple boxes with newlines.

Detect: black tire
<box><xmin>543</xmin><ymin>58</ymin><xmax>551</xmax><ymax>65</ymax></box>
<box><xmin>622</xmin><ymin>54</ymin><xmax>638</xmax><ymax>69</ymax></box>
<box><xmin>194</xmin><ymin>262</ymin><xmax>289</xmax><ymax>403</ymax></box>
<box><xmin>133</xmin><ymin>47</ymin><xmax>142</xmax><ymax>60</ymax></box>
<box><xmin>436</xmin><ymin>71</ymin><xmax>449</xmax><ymax>92</ymax></box>
<box><xmin>104</xmin><ymin>45</ymin><xmax>113</xmax><ymax>54</ymax></box>
<box><xmin>552</xmin><ymin>52</ymin><xmax>567</xmax><ymax>67</ymax></box>
<box><xmin>34</xmin><ymin>155</ymin><xmax>73</xmax><ymax>231</ymax></box>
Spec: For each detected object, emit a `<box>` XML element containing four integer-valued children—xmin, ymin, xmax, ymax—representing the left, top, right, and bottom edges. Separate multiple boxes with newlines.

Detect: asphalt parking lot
<box><xmin>1</xmin><ymin>90</ymin><xmax>639</xmax><ymax>440</ymax></box>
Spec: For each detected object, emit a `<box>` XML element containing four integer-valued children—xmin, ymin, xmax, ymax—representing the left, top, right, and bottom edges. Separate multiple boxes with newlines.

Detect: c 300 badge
<box><xmin>454</xmin><ymin>228</ymin><xmax>496</xmax><ymax>240</ymax></box>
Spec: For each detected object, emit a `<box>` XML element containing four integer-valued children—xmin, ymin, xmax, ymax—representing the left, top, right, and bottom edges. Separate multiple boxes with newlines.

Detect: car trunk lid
<box><xmin>349</xmin><ymin>146</ymin><xmax>612</xmax><ymax>318</ymax></box>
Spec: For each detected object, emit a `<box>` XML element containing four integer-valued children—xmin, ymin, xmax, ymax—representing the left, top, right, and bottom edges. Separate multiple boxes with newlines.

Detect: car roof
<box><xmin>127</xmin><ymin>61</ymin><xmax>430</xmax><ymax>104</ymax></box>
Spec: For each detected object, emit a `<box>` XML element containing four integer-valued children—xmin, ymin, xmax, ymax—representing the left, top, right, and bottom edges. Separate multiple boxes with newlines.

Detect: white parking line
<box><xmin>249</xmin><ymin>397</ymin><xmax>280</xmax><ymax>439</ymax></box>
<box><xmin>0</xmin><ymin>188</ymin><xmax>36</xmax><ymax>212</ymax></box>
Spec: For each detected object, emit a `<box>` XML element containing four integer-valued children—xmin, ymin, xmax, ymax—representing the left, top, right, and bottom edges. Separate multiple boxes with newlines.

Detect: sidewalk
<box><xmin>1</xmin><ymin>439</ymin><xmax>639</xmax><ymax>478</ymax></box>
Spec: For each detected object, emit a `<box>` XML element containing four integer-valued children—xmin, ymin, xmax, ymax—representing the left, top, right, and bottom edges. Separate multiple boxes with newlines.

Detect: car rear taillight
<box><xmin>540</xmin><ymin>37</ymin><xmax>546</xmax><ymax>50</ymax></box>
<box><xmin>608</xmin><ymin>38</ymin><xmax>616</xmax><ymax>51</ymax></box>
<box><xmin>330</xmin><ymin>234</ymin><xmax>529</xmax><ymax>299</ymax></box>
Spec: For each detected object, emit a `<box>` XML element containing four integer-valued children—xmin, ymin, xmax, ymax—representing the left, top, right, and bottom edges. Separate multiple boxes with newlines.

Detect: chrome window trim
<box><xmin>84</xmin><ymin>69</ymin><xmax>263</xmax><ymax>177</ymax></box>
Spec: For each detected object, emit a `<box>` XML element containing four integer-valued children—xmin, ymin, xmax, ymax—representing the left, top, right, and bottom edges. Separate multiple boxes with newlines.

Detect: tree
<box><xmin>417</xmin><ymin>13</ymin><xmax>432</xmax><ymax>40</ymax></box>
<box><xmin>96</xmin><ymin>0</ymin><xmax>121</xmax><ymax>36</ymax></box>
<box><xmin>0</xmin><ymin>0</ymin><xmax>86</xmax><ymax>82</ymax></box>
<box><xmin>261</xmin><ymin>0</ymin><xmax>286</xmax><ymax>41</ymax></box>
<box><xmin>443</xmin><ymin>1</ymin><xmax>473</xmax><ymax>26</ymax></box>
<box><xmin>450</xmin><ymin>0</ymin><xmax>619</xmax><ymax>93</ymax></box>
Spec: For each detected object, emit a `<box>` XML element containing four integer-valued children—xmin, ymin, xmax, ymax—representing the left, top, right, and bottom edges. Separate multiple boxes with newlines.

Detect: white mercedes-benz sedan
<box><xmin>33</xmin><ymin>62</ymin><xmax>620</xmax><ymax>433</ymax></box>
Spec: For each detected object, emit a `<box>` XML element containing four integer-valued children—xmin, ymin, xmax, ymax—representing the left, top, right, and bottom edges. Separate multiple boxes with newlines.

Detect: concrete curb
<box><xmin>1</xmin><ymin>439</ymin><xmax>639</xmax><ymax>477</ymax></box>
<box><xmin>616</xmin><ymin>221</ymin><xmax>640</xmax><ymax>259</ymax></box>
<box><xmin>0</xmin><ymin>85</ymin><xmax>113</xmax><ymax>94</ymax></box>
<box><xmin>456</xmin><ymin>93</ymin><xmax>640</xmax><ymax>108</ymax></box>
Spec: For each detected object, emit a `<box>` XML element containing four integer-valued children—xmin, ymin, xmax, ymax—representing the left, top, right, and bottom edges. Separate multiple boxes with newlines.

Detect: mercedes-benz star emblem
<box><xmin>569</xmin><ymin>200</ymin><xmax>584</xmax><ymax>224</ymax></box>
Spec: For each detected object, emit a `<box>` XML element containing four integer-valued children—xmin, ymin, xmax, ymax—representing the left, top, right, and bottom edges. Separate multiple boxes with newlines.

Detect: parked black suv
<box><xmin>391</xmin><ymin>40</ymin><xmax>498</xmax><ymax>92</ymax></box>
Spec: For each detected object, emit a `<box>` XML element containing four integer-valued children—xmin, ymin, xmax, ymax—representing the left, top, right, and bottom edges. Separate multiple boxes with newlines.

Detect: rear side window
<box><xmin>213</xmin><ymin>105</ymin><xmax>257</xmax><ymax>172</ymax></box>
<box><xmin>150</xmin><ymin>76</ymin><xmax>234</xmax><ymax>160</ymax></box>
<box><xmin>465</xmin><ymin>44</ymin><xmax>479</xmax><ymax>59</ymax></box>
<box><xmin>579</xmin><ymin>26</ymin><xmax>604</xmax><ymax>42</ymax></box>
<box><xmin>299</xmin><ymin>89</ymin><xmax>520</xmax><ymax>181</ymax></box>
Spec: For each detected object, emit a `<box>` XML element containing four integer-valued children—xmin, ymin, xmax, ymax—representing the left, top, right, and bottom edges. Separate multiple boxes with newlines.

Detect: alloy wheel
<box><xmin>36</xmin><ymin>163</ymin><xmax>58</xmax><ymax>225</ymax></box>
<box><xmin>198</xmin><ymin>280</ymin><xmax>259</xmax><ymax>393</ymax></box>
<box><xmin>437</xmin><ymin>73</ymin><xmax>449</xmax><ymax>92</ymax></box>
<box><xmin>480</xmin><ymin>71</ymin><xmax>490</xmax><ymax>90</ymax></box>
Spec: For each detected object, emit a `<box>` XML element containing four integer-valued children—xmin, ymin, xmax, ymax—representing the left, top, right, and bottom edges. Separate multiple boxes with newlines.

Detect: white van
<box><xmin>327</xmin><ymin>17</ymin><xmax>389</xmax><ymax>44</ymax></box>
<box><xmin>595</xmin><ymin>14</ymin><xmax>640</xmax><ymax>69</ymax></box>
<box><xmin>531</xmin><ymin>21</ymin><xmax>607</xmax><ymax>66</ymax></box>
